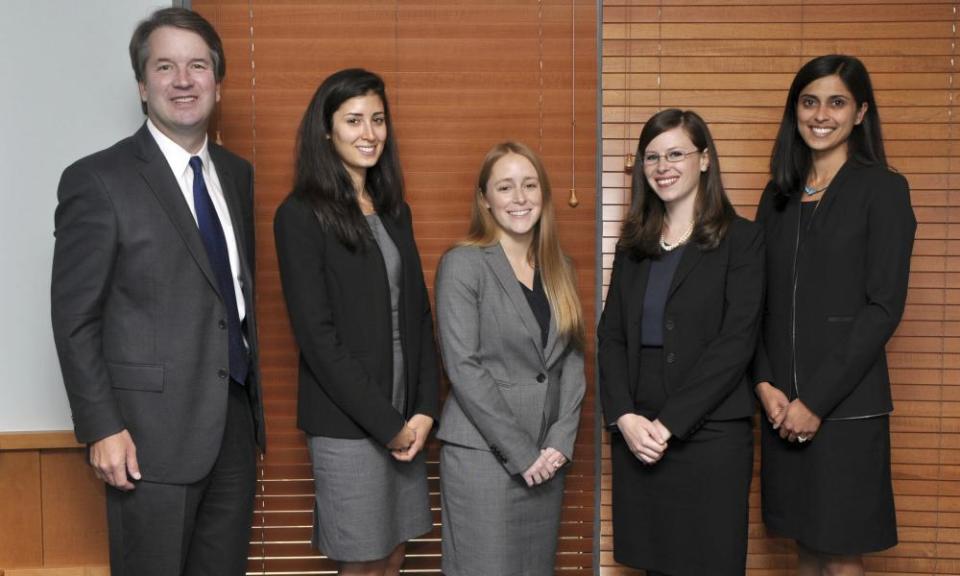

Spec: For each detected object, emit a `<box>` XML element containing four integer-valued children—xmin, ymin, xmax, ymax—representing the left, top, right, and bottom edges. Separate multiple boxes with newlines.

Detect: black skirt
<box><xmin>610</xmin><ymin>348</ymin><xmax>753</xmax><ymax>576</ymax></box>
<box><xmin>760</xmin><ymin>414</ymin><xmax>897</xmax><ymax>554</ymax></box>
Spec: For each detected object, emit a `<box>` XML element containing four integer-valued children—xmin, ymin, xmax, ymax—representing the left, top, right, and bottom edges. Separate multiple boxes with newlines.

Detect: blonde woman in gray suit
<box><xmin>435</xmin><ymin>141</ymin><xmax>586</xmax><ymax>575</ymax></box>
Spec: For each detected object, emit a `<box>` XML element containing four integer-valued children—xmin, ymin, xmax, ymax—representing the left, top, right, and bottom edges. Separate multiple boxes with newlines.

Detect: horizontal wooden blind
<box><xmin>195</xmin><ymin>1</ymin><xmax>597</xmax><ymax>574</ymax></box>
<box><xmin>600</xmin><ymin>1</ymin><xmax>958</xmax><ymax>575</ymax></box>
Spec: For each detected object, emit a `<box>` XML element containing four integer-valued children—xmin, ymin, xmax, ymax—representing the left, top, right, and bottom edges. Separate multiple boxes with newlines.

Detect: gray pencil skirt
<box><xmin>307</xmin><ymin>435</ymin><xmax>432</xmax><ymax>562</ymax></box>
<box><xmin>440</xmin><ymin>442</ymin><xmax>565</xmax><ymax>576</ymax></box>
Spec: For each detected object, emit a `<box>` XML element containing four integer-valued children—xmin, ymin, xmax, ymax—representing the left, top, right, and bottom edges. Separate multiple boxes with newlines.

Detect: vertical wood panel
<box><xmin>600</xmin><ymin>1</ymin><xmax>959</xmax><ymax>574</ymax></box>
<box><xmin>0</xmin><ymin>451</ymin><xmax>42</xmax><ymax>568</ymax></box>
<box><xmin>40</xmin><ymin>451</ymin><xmax>107</xmax><ymax>567</ymax></box>
<box><xmin>195</xmin><ymin>1</ymin><xmax>597</xmax><ymax>573</ymax></box>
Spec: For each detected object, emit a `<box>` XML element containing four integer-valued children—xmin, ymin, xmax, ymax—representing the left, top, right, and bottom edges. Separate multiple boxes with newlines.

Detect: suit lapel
<box><xmin>209</xmin><ymin>144</ymin><xmax>254</xmax><ymax>301</ymax></box>
<box><xmin>133</xmin><ymin>125</ymin><xmax>221</xmax><ymax>296</ymax></box>
<box><xmin>667</xmin><ymin>244</ymin><xmax>702</xmax><ymax>299</ymax></box>
<box><xmin>627</xmin><ymin>256</ymin><xmax>652</xmax><ymax>330</ymax></box>
<box><xmin>483</xmin><ymin>244</ymin><xmax>547</xmax><ymax>364</ymax></box>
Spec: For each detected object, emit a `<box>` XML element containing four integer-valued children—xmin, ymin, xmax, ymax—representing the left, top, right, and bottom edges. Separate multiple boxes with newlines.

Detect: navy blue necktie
<box><xmin>189</xmin><ymin>156</ymin><xmax>248</xmax><ymax>385</ymax></box>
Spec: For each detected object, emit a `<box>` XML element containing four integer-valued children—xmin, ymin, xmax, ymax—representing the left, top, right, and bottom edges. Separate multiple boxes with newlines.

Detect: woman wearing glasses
<box><xmin>754</xmin><ymin>55</ymin><xmax>915</xmax><ymax>575</ymax></box>
<box><xmin>598</xmin><ymin>109</ymin><xmax>764</xmax><ymax>576</ymax></box>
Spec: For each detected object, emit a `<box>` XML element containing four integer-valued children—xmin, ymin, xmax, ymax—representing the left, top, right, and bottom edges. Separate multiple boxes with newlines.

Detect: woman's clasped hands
<box><xmin>522</xmin><ymin>447</ymin><xmax>568</xmax><ymax>487</ymax></box>
<box><xmin>617</xmin><ymin>413</ymin><xmax>672</xmax><ymax>465</ymax></box>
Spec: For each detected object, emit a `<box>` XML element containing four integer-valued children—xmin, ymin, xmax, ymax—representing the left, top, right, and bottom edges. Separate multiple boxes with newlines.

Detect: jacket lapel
<box><xmin>133</xmin><ymin>125</ymin><xmax>221</xmax><ymax>297</ymax></box>
<box><xmin>667</xmin><ymin>244</ymin><xmax>702</xmax><ymax>299</ymax></box>
<box><xmin>626</xmin><ymin>256</ymin><xmax>651</xmax><ymax>337</ymax></box>
<box><xmin>209</xmin><ymin>144</ymin><xmax>254</xmax><ymax>301</ymax></box>
<box><xmin>483</xmin><ymin>244</ymin><xmax>547</xmax><ymax>364</ymax></box>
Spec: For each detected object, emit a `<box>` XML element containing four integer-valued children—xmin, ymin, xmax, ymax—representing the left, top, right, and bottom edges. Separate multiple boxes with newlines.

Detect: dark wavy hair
<box><xmin>129</xmin><ymin>8</ymin><xmax>225</xmax><ymax>115</ymax></box>
<box><xmin>291</xmin><ymin>68</ymin><xmax>404</xmax><ymax>251</ymax></box>
<box><xmin>619</xmin><ymin>109</ymin><xmax>735</xmax><ymax>259</ymax></box>
<box><xmin>769</xmin><ymin>54</ymin><xmax>887</xmax><ymax>210</ymax></box>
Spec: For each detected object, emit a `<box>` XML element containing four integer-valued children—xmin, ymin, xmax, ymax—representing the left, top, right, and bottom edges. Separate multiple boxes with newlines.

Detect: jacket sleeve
<box><xmin>542</xmin><ymin>344</ymin><xmax>585</xmax><ymax>461</ymax></box>
<box><xmin>657</xmin><ymin>222</ymin><xmax>766</xmax><ymax>439</ymax></box>
<box><xmin>51</xmin><ymin>162</ymin><xmax>126</xmax><ymax>444</ymax></box>
<box><xmin>597</xmin><ymin>249</ymin><xmax>636</xmax><ymax>428</ymax></box>
<box><xmin>751</xmin><ymin>184</ymin><xmax>776</xmax><ymax>386</ymax></box>
<box><xmin>404</xmin><ymin>203</ymin><xmax>440</xmax><ymax>420</ymax></box>
<box><xmin>435</xmin><ymin>249</ymin><xmax>541</xmax><ymax>475</ymax></box>
<box><xmin>274</xmin><ymin>197</ymin><xmax>405</xmax><ymax>446</ymax></box>
<box><xmin>803</xmin><ymin>173</ymin><xmax>916</xmax><ymax>418</ymax></box>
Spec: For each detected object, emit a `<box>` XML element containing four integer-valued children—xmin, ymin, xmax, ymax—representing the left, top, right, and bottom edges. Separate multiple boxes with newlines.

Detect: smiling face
<box><xmin>481</xmin><ymin>152</ymin><xmax>543</xmax><ymax>243</ymax></box>
<box><xmin>138</xmin><ymin>26</ymin><xmax>220</xmax><ymax>153</ymax></box>
<box><xmin>329</xmin><ymin>92</ymin><xmax>387</xmax><ymax>189</ymax></box>
<box><xmin>796</xmin><ymin>74</ymin><xmax>867</xmax><ymax>161</ymax></box>
<box><xmin>642</xmin><ymin>126</ymin><xmax>708</xmax><ymax>211</ymax></box>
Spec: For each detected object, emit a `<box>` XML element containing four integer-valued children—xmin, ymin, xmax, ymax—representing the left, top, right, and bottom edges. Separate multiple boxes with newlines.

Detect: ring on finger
<box><xmin>797</xmin><ymin>435</ymin><xmax>809</xmax><ymax>443</ymax></box>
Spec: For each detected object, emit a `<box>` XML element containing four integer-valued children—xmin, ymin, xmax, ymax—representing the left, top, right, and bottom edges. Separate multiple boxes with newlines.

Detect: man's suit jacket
<box><xmin>598</xmin><ymin>217</ymin><xmax>764</xmax><ymax>440</ymax></box>
<box><xmin>273</xmin><ymin>193</ymin><xmax>439</xmax><ymax>447</ymax></box>
<box><xmin>51</xmin><ymin>124</ymin><xmax>264</xmax><ymax>485</ymax></box>
<box><xmin>752</xmin><ymin>161</ymin><xmax>916</xmax><ymax>420</ymax></box>
<box><xmin>435</xmin><ymin>244</ymin><xmax>585</xmax><ymax>476</ymax></box>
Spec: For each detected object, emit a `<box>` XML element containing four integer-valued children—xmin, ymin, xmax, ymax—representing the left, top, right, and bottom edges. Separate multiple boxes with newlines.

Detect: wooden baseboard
<box><xmin>3</xmin><ymin>567</ymin><xmax>108</xmax><ymax>576</ymax></box>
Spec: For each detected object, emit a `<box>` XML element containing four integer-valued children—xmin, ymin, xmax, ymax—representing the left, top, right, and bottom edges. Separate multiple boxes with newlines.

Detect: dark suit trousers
<box><xmin>106</xmin><ymin>381</ymin><xmax>256</xmax><ymax>576</ymax></box>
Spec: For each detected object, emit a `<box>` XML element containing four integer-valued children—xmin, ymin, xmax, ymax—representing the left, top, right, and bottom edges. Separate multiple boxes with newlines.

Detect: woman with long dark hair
<box><xmin>598</xmin><ymin>109</ymin><xmax>764</xmax><ymax>575</ymax></box>
<box><xmin>274</xmin><ymin>68</ymin><xmax>438</xmax><ymax>576</ymax></box>
<box><xmin>754</xmin><ymin>54</ymin><xmax>916</xmax><ymax>575</ymax></box>
<box><xmin>435</xmin><ymin>142</ymin><xmax>586</xmax><ymax>575</ymax></box>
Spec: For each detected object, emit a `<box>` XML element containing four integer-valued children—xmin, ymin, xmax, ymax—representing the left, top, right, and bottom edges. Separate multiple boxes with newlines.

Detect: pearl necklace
<box><xmin>659</xmin><ymin>221</ymin><xmax>695</xmax><ymax>252</ymax></box>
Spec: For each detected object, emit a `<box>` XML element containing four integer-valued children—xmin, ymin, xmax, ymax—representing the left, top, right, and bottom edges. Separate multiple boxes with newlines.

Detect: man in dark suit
<box><xmin>50</xmin><ymin>8</ymin><xmax>263</xmax><ymax>575</ymax></box>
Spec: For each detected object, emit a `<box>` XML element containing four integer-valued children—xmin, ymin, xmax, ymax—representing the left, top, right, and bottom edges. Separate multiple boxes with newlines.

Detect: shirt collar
<box><xmin>146</xmin><ymin>119</ymin><xmax>211</xmax><ymax>177</ymax></box>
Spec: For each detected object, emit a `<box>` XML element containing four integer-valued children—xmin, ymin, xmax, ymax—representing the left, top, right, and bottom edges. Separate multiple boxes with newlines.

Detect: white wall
<box><xmin>0</xmin><ymin>1</ymin><xmax>168</xmax><ymax>431</ymax></box>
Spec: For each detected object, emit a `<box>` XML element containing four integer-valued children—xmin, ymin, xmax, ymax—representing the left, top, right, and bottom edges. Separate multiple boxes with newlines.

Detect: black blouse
<box><xmin>520</xmin><ymin>269</ymin><xmax>551</xmax><ymax>348</ymax></box>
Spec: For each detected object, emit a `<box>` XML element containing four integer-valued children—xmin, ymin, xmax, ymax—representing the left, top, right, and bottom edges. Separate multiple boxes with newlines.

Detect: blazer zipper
<box><xmin>791</xmin><ymin>199</ymin><xmax>820</xmax><ymax>400</ymax></box>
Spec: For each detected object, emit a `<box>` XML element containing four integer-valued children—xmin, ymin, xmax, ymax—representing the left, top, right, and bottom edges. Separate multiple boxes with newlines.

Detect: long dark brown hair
<box><xmin>290</xmin><ymin>68</ymin><xmax>404</xmax><ymax>251</ymax></box>
<box><xmin>619</xmin><ymin>109</ymin><xmax>735</xmax><ymax>259</ymax></box>
<box><xmin>769</xmin><ymin>54</ymin><xmax>887</xmax><ymax>210</ymax></box>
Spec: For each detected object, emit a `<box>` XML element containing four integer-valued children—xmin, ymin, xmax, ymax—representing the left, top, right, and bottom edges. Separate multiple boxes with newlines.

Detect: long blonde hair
<box><xmin>461</xmin><ymin>141</ymin><xmax>585</xmax><ymax>349</ymax></box>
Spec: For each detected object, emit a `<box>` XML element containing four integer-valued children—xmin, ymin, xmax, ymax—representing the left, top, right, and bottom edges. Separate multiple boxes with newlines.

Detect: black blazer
<box><xmin>274</xmin><ymin>193</ymin><xmax>439</xmax><ymax>446</ymax></box>
<box><xmin>598</xmin><ymin>217</ymin><xmax>765</xmax><ymax>440</ymax></box>
<box><xmin>51</xmin><ymin>124</ymin><xmax>264</xmax><ymax>484</ymax></box>
<box><xmin>753</xmin><ymin>161</ymin><xmax>916</xmax><ymax>419</ymax></box>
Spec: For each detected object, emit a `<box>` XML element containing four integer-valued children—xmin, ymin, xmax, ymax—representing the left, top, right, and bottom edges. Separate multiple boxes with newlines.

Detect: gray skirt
<box><xmin>440</xmin><ymin>442</ymin><xmax>565</xmax><ymax>576</ymax></box>
<box><xmin>307</xmin><ymin>435</ymin><xmax>432</xmax><ymax>562</ymax></box>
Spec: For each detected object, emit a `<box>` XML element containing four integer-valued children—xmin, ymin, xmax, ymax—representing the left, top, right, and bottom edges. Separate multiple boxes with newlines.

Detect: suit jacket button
<box><xmin>536</xmin><ymin>373</ymin><xmax>546</xmax><ymax>383</ymax></box>
<box><xmin>219</xmin><ymin>319</ymin><xmax>227</xmax><ymax>329</ymax></box>
<box><xmin>666</xmin><ymin>352</ymin><xmax>676</xmax><ymax>364</ymax></box>
<box><xmin>218</xmin><ymin>369</ymin><xmax>228</xmax><ymax>379</ymax></box>
<box><xmin>665</xmin><ymin>319</ymin><xmax>675</xmax><ymax>331</ymax></box>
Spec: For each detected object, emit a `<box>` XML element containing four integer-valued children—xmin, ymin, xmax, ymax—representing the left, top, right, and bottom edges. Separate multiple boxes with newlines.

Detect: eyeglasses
<box><xmin>642</xmin><ymin>149</ymin><xmax>702</xmax><ymax>165</ymax></box>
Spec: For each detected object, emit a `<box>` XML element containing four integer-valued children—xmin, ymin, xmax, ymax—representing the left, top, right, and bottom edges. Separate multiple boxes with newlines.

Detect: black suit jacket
<box><xmin>51</xmin><ymin>124</ymin><xmax>264</xmax><ymax>484</ymax></box>
<box><xmin>753</xmin><ymin>161</ymin><xmax>916</xmax><ymax>419</ymax></box>
<box><xmin>273</xmin><ymin>193</ymin><xmax>439</xmax><ymax>446</ymax></box>
<box><xmin>598</xmin><ymin>217</ymin><xmax>765</xmax><ymax>440</ymax></box>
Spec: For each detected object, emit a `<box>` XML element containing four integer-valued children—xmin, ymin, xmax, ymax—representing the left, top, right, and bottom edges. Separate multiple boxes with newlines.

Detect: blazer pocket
<box><xmin>826</xmin><ymin>315</ymin><xmax>855</xmax><ymax>323</ymax></box>
<box><xmin>107</xmin><ymin>362</ymin><xmax>164</xmax><ymax>392</ymax></box>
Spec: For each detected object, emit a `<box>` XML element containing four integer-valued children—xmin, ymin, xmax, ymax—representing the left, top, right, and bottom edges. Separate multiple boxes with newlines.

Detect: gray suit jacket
<box><xmin>51</xmin><ymin>124</ymin><xmax>264</xmax><ymax>485</ymax></box>
<box><xmin>435</xmin><ymin>244</ymin><xmax>585</xmax><ymax>475</ymax></box>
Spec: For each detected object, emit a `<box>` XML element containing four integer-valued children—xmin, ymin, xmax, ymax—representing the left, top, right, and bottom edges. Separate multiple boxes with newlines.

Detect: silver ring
<box><xmin>797</xmin><ymin>435</ymin><xmax>809</xmax><ymax>443</ymax></box>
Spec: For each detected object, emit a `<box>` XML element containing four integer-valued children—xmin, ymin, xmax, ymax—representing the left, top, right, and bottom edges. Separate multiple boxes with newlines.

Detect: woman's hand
<box><xmin>756</xmin><ymin>381</ymin><xmax>789</xmax><ymax>429</ymax></box>
<box><xmin>392</xmin><ymin>414</ymin><xmax>434</xmax><ymax>462</ymax></box>
<box><xmin>387</xmin><ymin>423</ymin><xmax>416</xmax><ymax>452</ymax></box>
<box><xmin>617</xmin><ymin>413</ymin><xmax>668</xmax><ymax>465</ymax></box>
<box><xmin>779</xmin><ymin>399</ymin><xmax>821</xmax><ymax>443</ymax></box>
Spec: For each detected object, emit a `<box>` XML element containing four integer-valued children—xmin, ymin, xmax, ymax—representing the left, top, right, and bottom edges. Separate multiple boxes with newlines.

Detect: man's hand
<box><xmin>89</xmin><ymin>429</ymin><xmax>140</xmax><ymax>491</ymax></box>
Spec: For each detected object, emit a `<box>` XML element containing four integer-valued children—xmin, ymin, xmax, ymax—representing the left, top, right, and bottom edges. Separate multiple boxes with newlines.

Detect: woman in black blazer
<box><xmin>754</xmin><ymin>55</ymin><xmax>915</xmax><ymax>575</ymax></box>
<box><xmin>274</xmin><ymin>69</ymin><xmax>438</xmax><ymax>576</ymax></box>
<box><xmin>598</xmin><ymin>109</ymin><xmax>764</xmax><ymax>576</ymax></box>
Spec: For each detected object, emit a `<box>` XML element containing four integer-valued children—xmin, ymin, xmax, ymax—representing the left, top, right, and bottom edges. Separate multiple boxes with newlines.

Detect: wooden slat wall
<box><xmin>194</xmin><ymin>1</ymin><xmax>597</xmax><ymax>574</ymax></box>
<box><xmin>600</xmin><ymin>1</ymin><xmax>958</xmax><ymax>575</ymax></box>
